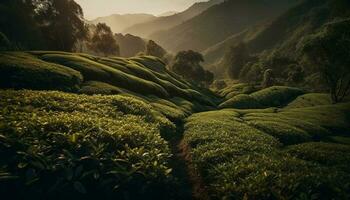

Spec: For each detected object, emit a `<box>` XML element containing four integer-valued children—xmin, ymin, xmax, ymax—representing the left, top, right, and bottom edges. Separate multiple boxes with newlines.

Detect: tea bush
<box><xmin>0</xmin><ymin>52</ymin><xmax>82</xmax><ymax>92</ymax></box>
<box><xmin>183</xmin><ymin>103</ymin><xmax>350</xmax><ymax>199</ymax></box>
<box><xmin>250</xmin><ymin>86</ymin><xmax>305</xmax><ymax>107</ymax></box>
<box><xmin>218</xmin><ymin>94</ymin><xmax>262</xmax><ymax>109</ymax></box>
<box><xmin>219</xmin><ymin>86</ymin><xmax>304</xmax><ymax>109</ymax></box>
<box><xmin>0</xmin><ymin>90</ymin><xmax>179</xmax><ymax>199</ymax></box>
<box><xmin>286</xmin><ymin>93</ymin><xmax>332</xmax><ymax>108</ymax></box>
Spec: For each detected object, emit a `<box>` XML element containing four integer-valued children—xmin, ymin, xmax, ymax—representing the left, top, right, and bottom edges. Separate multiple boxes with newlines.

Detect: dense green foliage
<box><xmin>223</xmin><ymin>43</ymin><xmax>250</xmax><ymax>79</ymax></box>
<box><xmin>145</xmin><ymin>40</ymin><xmax>166</xmax><ymax>60</ymax></box>
<box><xmin>219</xmin><ymin>94</ymin><xmax>262</xmax><ymax>109</ymax></box>
<box><xmin>0</xmin><ymin>51</ymin><xmax>215</xmax><ymax>105</ymax></box>
<box><xmin>250</xmin><ymin>86</ymin><xmax>305</xmax><ymax>107</ymax></box>
<box><xmin>88</xmin><ymin>23</ymin><xmax>120</xmax><ymax>56</ymax></box>
<box><xmin>298</xmin><ymin>18</ymin><xmax>350</xmax><ymax>103</ymax></box>
<box><xmin>183</xmin><ymin>101</ymin><xmax>350</xmax><ymax>199</ymax></box>
<box><xmin>220</xmin><ymin>86</ymin><xmax>305</xmax><ymax>109</ymax></box>
<box><xmin>2</xmin><ymin>0</ymin><xmax>350</xmax><ymax>198</ymax></box>
<box><xmin>0</xmin><ymin>52</ymin><xmax>82</xmax><ymax>91</ymax></box>
<box><xmin>171</xmin><ymin>50</ymin><xmax>214</xmax><ymax>87</ymax></box>
<box><xmin>0</xmin><ymin>0</ymin><xmax>87</xmax><ymax>51</ymax></box>
<box><xmin>0</xmin><ymin>90</ymin><xmax>178</xmax><ymax>199</ymax></box>
<box><xmin>0</xmin><ymin>32</ymin><xmax>12</xmax><ymax>51</ymax></box>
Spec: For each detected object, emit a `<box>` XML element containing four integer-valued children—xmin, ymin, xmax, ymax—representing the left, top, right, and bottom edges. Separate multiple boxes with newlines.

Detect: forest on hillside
<box><xmin>0</xmin><ymin>0</ymin><xmax>350</xmax><ymax>199</ymax></box>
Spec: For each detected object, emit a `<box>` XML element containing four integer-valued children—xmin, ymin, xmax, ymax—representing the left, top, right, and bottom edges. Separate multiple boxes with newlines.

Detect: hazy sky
<box><xmin>75</xmin><ymin>0</ymin><xmax>206</xmax><ymax>20</ymax></box>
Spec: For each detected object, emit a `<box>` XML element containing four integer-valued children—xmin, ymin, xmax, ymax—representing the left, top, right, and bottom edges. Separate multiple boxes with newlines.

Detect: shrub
<box><xmin>0</xmin><ymin>90</ymin><xmax>178</xmax><ymax>199</ymax></box>
<box><xmin>40</xmin><ymin>53</ymin><xmax>169</xmax><ymax>97</ymax></box>
<box><xmin>286</xmin><ymin>142</ymin><xmax>350</xmax><ymax>172</ymax></box>
<box><xmin>0</xmin><ymin>52</ymin><xmax>83</xmax><ymax>92</ymax></box>
<box><xmin>246</xmin><ymin>120</ymin><xmax>312</xmax><ymax>145</ymax></box>
<box><xmin>250</xmin><ymin>86</ymin><xmax>305</xmax><ymax>107</ymax></box>
<box><xmin>219</xmin><ymin>94</ymin><xmax>262</xmax><ymax>109</ymax></box>
<box><xmin>0</xmin><ymin>32</ymin><xmax>12</xmax><ymax>51</ymax></box>
<box><xmin>79</xmin><ymin>81</ymin><xmax>123</xmax><ymax>95</ymax></box>
<box><xmin>183</xmin><ymin>103</ymin><xmax>350</xmax><ymax>199</ymax></box>
<box><xmin>286</xmin><ymin>93</ymin><xmax>332</xmax><ymax>109</ymax></box>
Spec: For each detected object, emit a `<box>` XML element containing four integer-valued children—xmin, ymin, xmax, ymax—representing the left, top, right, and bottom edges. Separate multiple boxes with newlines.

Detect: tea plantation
<box><xmin>0</xmin><ymin>51</ymin><xmax>349</xmax><ymax>199</ymax></box>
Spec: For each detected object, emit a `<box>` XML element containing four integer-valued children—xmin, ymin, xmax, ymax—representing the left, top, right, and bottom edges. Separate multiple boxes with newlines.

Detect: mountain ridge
<box><xmin>150</xmin><ymin>0</ymin><xmax>299</xmax><ymax>53</ymax></box>
<box><xmin>91</xmin><ymin>13</ymin><xmax>156</xmax><ymax>33</ymax></box>
<box><xmin>123</xmin><ymin>0</ymin><xmax>225</xmax><ymax>38</ymax></box>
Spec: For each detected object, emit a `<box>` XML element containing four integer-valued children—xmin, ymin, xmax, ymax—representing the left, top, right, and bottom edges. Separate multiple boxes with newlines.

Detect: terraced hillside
<box><xmin>1</xmin><ymin>52</ymin><xmax>350</xmax><ymax>199</ymax></box>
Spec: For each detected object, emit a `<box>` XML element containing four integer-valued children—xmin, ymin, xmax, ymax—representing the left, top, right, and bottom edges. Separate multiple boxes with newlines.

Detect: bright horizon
<box><xmin>75</xmin><ymin>0</ymin><xmax>207</xmax><ymax>20</ymax></box>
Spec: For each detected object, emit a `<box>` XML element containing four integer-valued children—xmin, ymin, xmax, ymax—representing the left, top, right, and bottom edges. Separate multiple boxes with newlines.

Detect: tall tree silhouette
<box><xmin>89</xmin><ymin>23</ymin><xmax>120</xmax><ymax>56</ymax></box>
<box><xmin>35</xmin><ymin>0</ymin><xmax>88</xmax><ymax>51</ymax></box>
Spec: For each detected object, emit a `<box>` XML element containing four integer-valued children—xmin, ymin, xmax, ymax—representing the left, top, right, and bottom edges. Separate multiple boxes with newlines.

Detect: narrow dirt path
<box><xmin>167</xmin><ymin>122</ymin><xmax>210</xmax><ymax>200</ymax></box>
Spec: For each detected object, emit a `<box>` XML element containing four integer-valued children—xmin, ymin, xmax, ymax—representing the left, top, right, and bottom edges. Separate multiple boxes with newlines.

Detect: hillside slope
<box><xmin>205</xmin><ymin>0</ymin><xmax>350</xmax><ymax>76</ymax></box>
<box><xmin>151</xmin><ymin>0</ymin><xmax>298</xmax><ymax>52</ymax></box>
<box><xmin>123</xmin><ymin>0</ymin><xmax>225</xmax><ymax>38</ymax></box>
<box><xmin>247</xmin><ymin>0</ymin><xmax>350</xmax><ymax>55</ymax></box>
<box><xmin>0</xmin><ymin>52</ymin><xmax>218</xmax><ymax>117</ymax></box>
<box><xmin>203</xmin><ymin>0</ymin><xmax>350</xmax><ymax>77</ymax></box>
<box><xmin>202</xmin><ymin>23</ymin><xmax>267</xmax><ymax>66</ymax></box>
<box><xmin>91</xmin><ymin>13</ymin><xmax>156</xmax><ymax>33</ymax></box>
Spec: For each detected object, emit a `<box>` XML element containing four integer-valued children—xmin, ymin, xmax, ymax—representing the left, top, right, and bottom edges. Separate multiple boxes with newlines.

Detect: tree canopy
<box><xmin>0</xmin><ymin>0</ymin><xmax>87</xmax><ymax>51</ymax></box>
<box><xmin>224</xmin><ymin>43</ymin><xmax>250</xmax><ymax>79</ymax></box>
<box><xmin>299</xmin><ymin>18</ymin><xmax>350</xmax><ymax>103</ymax></box>
<box><xmin>145</xmin><ymin>40</ymin><xmax>166</xmax><ymax>59</ymax></box>
<box><xmin>171</xmin><ymin>50</ymin><xmax>214</xmax><ymax>87</ymax></box>
<box><xmin>89</xmin><ymin>23</ymin><xmax>120</xmax><ymax>56</ymax></box>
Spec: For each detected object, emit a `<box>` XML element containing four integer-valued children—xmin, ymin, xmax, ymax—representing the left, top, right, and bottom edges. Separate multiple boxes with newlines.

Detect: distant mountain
<box><xmin>150</xmin><ymin>0</ymin><xmax>298</xmax><ymax>53</ymax></box>
<box><xmin>123</xmin><ymin>0</ymin><xmax>225</xmax><ymax>38</ymax></box>
<box><xmin>157</xmin><ymin>11</ymin><xmax>178</xmax><ymax>17</ymax></box>
<box><xmin>115</xmin><ymin>33</ymin><xmax>146</xmax><ymax>57</ymax></box>
<box><xmin>92</xmin><ymin>14</ymin><xmax>156</xmax><ymax>33</ymax></box>
<box><xmin>202</xmin><ymin>23</ymin><xmax>267</xmax><ymax>66</ymax></box>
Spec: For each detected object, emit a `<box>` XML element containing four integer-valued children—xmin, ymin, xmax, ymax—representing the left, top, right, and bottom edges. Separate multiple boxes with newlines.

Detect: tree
<box><xmin>0</xmin><ymin>32</ymin><xmax>12</xmax><ymax>51</ymax></box>
<box><xmin>35</xmin><ymin>0</ymin><xmax>88</xmax><ymax>51</ymax></box>
<box><xmin>89</xmin><ymin>23</ymin><xmax>120</xmax><ymax>56</ymax></box>
<box><xmin>261</xmin><ymin>69</ymin><xmax>274</xmax><ymax>88</ymax></box>
<box><xmin>286</xmin><ymin>65</ymin><xmax>304</xmax><ymax>84</ymax></box>
<box><xmin>0</xmin><ymin>0</ymin><xmax>88</xmax><ymax>51</ymax></box>
<box><xmin>299</xmin><ymin>19</ymin><xmax>350</xmax><ymax>103</ymax></box>
<box><xmin>0</xmin><ymin>0</ymin><xmax>45</xmax><ymax>49</ymax></box>
<box><xmin>224</xmin><ymin>43</ymin><xmax>250</xmax><ymax>79</ymax></box>
<box><xmin>239</xmin><ymin>61</ymin><xmax>263</xmax><ymax>84</ymax></box>
<box><xmin>145</xmin><ymin>40</ymin><xmax>166</xmax><ymax>59</ymax></box>
<box><xmin>171</xmin><ymin>50</ymin><xmax>214</xmax><ymax>87</ymax></box>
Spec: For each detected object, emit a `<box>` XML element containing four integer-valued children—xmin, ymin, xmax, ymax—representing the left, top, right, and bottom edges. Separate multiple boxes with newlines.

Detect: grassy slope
<box><xmin>1</xmin><ymin>51</ymin><xmax>350</xmax><ymax>199</ymax></box>
<box><xmin>183</xmin><ymin>102</ymin><xmax>350</xmax><ymax>199</ymax></box>
<box><xmin>0</xmin><ymin>90</ymin><xmax>180</xmax><ymax>199</ymax></box>
<box><xmin>219</xmin><ymin>86</ymin><xmax>305</xmax><ymax>109</ymax></box>
<box><xmin>0</xmin><ymin>51</ymin><xmax>218</xmax><ymax>117</ymax></box>
<box><xmin>0</xmin><ymin>51</ymin><xmax>220</xmax><ymax>198</ymax></box>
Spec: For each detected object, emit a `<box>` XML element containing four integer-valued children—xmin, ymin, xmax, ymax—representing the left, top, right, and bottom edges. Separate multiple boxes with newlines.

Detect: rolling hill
<box><xmin>91</xmin><ymin>13</ymin><xmax>156</xmax><ymax>33</ymax></box>
<box><xmin>123</xmin><ymin>0</ymin><xmax>225</xmax><ymax>38</ymax></box>
<box><xmin>150</xmin><ymin>0</ymin><xmax>299</xmax><ymax>53</ymax></box>
<box><xmin>1</xmin><ymin>51</ymin><xmax>350</xmax><ymax>199</ymax></box>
